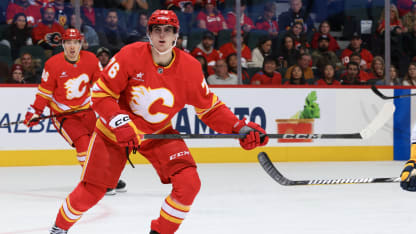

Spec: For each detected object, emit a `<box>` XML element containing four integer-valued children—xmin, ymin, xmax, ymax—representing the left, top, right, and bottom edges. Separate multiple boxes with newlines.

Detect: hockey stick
<box><xmin>371</xmin><ymin>85</ymin><xmax>416</xmax><ymax>99</ymax></box>
<box><xmin>257</xmin><ymin>152</ymin><xmax>400</xmax><ymax>186</ymax></box>
<box><xmin>143</xmin><ymin>101</ymin><xmax>395</xmax><ymax>140</ymax></box>
<box><xmin>0</xmin><ymin>108</ymin><xmax>91</xmax><ymax>127</ymax></box>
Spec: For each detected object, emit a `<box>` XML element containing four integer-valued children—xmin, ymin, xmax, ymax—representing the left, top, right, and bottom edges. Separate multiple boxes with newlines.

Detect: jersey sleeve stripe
<box><xmin>195</xmin><ymin>100</ymin><xmax>224</xmax><ymax>119</ymax></box>
<box><xmin>36</xmin><ymin>92</ymin><xmax>52</xmax><ymax>101</ymax></box>
<box><xmin>91</xmin><ymin>92</ymin><xmax>112</xmax><ymax>98</ymax></box>
<box><xmin>194</xmin><ymin>95</ymin><xmax>219</xmax><ymax>114</ymax></box>
<box><xmin>95</xmin><ymin>79</ymin><xmax>120</xmax><ymax>99</ymax></box>
<box><xmin>38</xmin><ymin>86</ymin><xmax>53</xmax><ymax>95</ymax></box>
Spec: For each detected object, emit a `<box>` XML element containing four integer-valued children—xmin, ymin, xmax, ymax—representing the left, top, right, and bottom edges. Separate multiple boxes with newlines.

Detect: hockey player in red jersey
<box><xmin>49</xmin><ymin>10</ymin><xmax>268</xmax><ymax>234</ymax></box>
<box><xmin>24</xmin><ymin>28</ymin><xmax>99</xmax><ymax>167</ymax></box>
<box><xmin>24</xmin><ymin>28</ymin><xmax>127</xmax><ymax>195</ymax></box>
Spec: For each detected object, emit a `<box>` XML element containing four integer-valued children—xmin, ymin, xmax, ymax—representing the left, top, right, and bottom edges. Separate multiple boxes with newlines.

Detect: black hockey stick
<box><xmin>0</xmin><ymin>108</ymin><xmax>91</xmax><ymax>127</ymax></box>
<box><xmin>143</xmin><ymin>133</ymin><xmax>362</xmax><ymax>139</ymax></box>
<box><xmin>257</xmin><ymin>152</ymin><xmax>400</xmax><ymax>186</ymax></box>
<box><xmin>143</xmin><ymin>101</ymin><xmax>394</xmax><ymax>140</ymax></box>
<box><xmin>371</xmin><ymin>85</ymin><xmax>416</xmax><ymax>99</ymax></box>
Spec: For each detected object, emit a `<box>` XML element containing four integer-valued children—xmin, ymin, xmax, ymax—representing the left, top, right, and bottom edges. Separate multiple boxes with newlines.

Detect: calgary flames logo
<box><xmin>45</xmin><ymin>32</ymin><xmax>62</xmax><ymax>47</ymax></box>
<box><xmin>129</xmin><ymin>86</ymin><xmax>174</xmax><ymax>124</ymax></box>
<box><xmin>64</xmin><ymin>74</ymin><xmax>90</xmax><ymax>100</ymax></box>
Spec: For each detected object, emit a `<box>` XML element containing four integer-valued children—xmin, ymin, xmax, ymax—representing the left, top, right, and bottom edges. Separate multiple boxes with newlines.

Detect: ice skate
<box><xmin>50</xmin><ymin>224</ymin><xmax>67</xmax><ymax>234</ymax></box>
<box><xmin>105</xmin><ymin>179</ymin><xmax>126</xmax><ymax>195</ymax></box>
<box><xmin>115</xmin><ymin>179</ymin><xmax>127</xmax><ymax>193</ymax></box>
<box><xmin>105</xmin><ymin>188</ymin><xmax>116</xmax><ymax>195</ymax></box>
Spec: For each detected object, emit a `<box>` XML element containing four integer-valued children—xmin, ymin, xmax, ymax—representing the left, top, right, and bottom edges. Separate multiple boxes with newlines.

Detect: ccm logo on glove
<box><xmin>109</xmin><ymin>114</ymin><xmax>131</xmax><ymax>128</ymax></box>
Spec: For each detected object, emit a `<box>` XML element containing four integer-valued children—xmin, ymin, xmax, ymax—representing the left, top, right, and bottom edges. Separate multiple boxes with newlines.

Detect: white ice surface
<box><xmin>1</xmin><ymin>161</ymin><xmax>415</xmax><ymax>234</ymax></box>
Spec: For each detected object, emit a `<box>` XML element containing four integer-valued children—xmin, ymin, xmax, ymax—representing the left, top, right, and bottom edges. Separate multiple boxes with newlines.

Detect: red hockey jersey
<box><xmin>219</xmin><ymin>42</ymin><xmax>251</xmax><ymax>61</ymax></box>
<box><xmin>34</xmin><ymin>51</ymin><xmax>101</xmax><ymax>113</ymax></box>
<box><xmin>92</xmin><ymin>42</ymin><xmax>239</xmax><ymax>141</ymax></box>
<box><xmin>32</xmin><ymin>22</ymin><xmax>65</xmax><ymax>47</ymax></box>
<box><xmin>250</xmin><ymin>71</ymin><xmax>282</xmax><ymax>85</ymax></box>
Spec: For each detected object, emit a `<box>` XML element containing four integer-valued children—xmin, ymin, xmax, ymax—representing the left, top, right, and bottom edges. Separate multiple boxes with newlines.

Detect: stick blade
<box><xmin>257</xmin><ymin>152</ymin><xmax>302</xmax><ymax>185</ymax></box>
<box><xmin>371</xmin><ymin>85</ymin><xmax>390</xmax><ymax>99</ymax></box>
<box><xmin>359</xmin><ymin>102</ymin><xmax>395</xmax><ymax>140</ymax></box>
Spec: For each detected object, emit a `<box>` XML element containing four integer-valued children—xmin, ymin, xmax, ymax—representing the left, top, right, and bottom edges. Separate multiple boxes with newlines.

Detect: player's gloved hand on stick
<box><xmin>400</xmin><ymin>160</ymin><xmax>416</xmax><ymax>191</ymax></box>
<box><xmin>24</xmin><ymin>105</ymin><xmax>43</xmax><ymax>127</ymax></box>
<box><xmin>109</xmin><ymin>113</ymin><xmax>141</xmax><ymax>151</ymax></box>
<box><xmin>232</xmin><ymin>118</ymin><xmax>269</xmax><ymax>150</ymax></box>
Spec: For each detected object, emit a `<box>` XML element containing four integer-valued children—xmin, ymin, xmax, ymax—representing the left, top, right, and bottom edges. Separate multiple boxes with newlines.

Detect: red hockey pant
<box><xmin>55</xmin><ymin>128</ymin><xmax>201</xmax><ymax>233</ymax></box>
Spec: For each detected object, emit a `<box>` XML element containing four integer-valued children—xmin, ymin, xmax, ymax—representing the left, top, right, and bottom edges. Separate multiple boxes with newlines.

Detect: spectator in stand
<box><xmin>315</xmin><ymin>64</ymin><xmax>340</xmax><ymax>85</ymax></box>
<box><xmin>251</xmin><ymin>56</ymin><xmax>282</xmax><ymax>85</ymax></box>
<box><xmin>284</xmin><ymin>53</ymin><xmax>313</xmax><ymax>82</ymax></box>
<box><xmin>347</xmin><ymin>52</ymin><xmax>371</xmax><ymax>83</ymax></box>
<box><xmin>225</xmin><ymin>0</ymin><xmax>254</xmax><ymax>33</ymax></box>
<box><xmin>5</xmin><ymin>13</ymin><xmax>33</xmax><ymax>60</ymax></box>
<box><xmin>69</xmin><ymin>13</ymin><xmax>99</xmax><ymax>49</ymax></box>
<box><xmin>403</xmin><ymin>23</ymin><xmax>416</xmax><ymax>61</ymax></box>
<box><xmin>339</xmin><ymin>62</ymin><xmax>362</xmax><ymax>85</ymax></box>
<box><xmin>349</xmin><ymin>52</ymin><xmax>370</xmax><ymax>72</ymax></box>
<box><xmin>311</xmin><ymin>34</ymin><xmax>341</xmax><ymax>72</ymax></box>
<box><xmin>96</xmin><ymin>47</ymin><xmax>111</xmax><ymax>68</ymax></box>
<box><xmin>255</xmin><ymin>2</ymin><xmax>279</xmax><ymax>38</ymax></box>
<box><xmin>283</xmin><ymin>64</ymin><xmax>306</xmax><ymax>85</ymax></box>
<box><xmin>368</xmin><ymin>56</ymin><xmax>385</xmax><ymax>84</ymax></box>
<box><xmin>226</xmin><ymin>53</ymin><xmax>249</xmax><ymax>83</ymax></box>
<box><xmin>376</xmin><ymin>65</ymin><xmax>401</xmax><ymax>85</ymax></box>
<box><xmin>311</xmin><ymin>21</ymin><xmax>340</xmax><ymax>53</ymax></box>
<box><xmin>402</xmin><ymin>2</ymin><xmax>416</xmax><ymax>32</ymax></box>
<box><xmin>15</xmin><ymin>52</ymin><xmax>41</xmax><ymax>83</ymax></box>
<box><xmin>397</xmin><ymin>0</ymin><xmax>414</xmax><ymax>17</ymax></box>
<box><xmin>191</xmin><ymin>30</ymin><xmax>221</xmax><ymax>75</ymax></box>
<box><xmin>402</xmin><ymin>62</ymin><xmax>416</xmax><ymax>86</ymax></box>
<box><xmin>127</xmin><ymin>12</ymin><xmax>148</xmax><ymax>43</ymax></box>
<box><xmin>376</xmin><ymin>4</ymin><xmax>405</xmax><ymax>34</ymax></box>
<box><xmin>119</xmin><ymin>0</ymin><xmax>148</xmax><ymax>12</ymax></box>
<box><xmin>165</xmin><ymin>0</ymin><xmax>203</xmax><ymax>11</ymax></box>
<box><xmin>250</xmin><ymin>35</ymin><xmax>272</xmax><ymax>68</ymax></box>
<box><xmin>196</xmin><ymin>0</ymin><xmax>227</xmax><ymax>35</ymax></box>
<box><xmin>178</xmin><ymin>2</ymin><xmax>198</xmax><ymax>37</ymax></box>
<box><xmin>278</xmin><ymin>0</ymin><xmax>314</xmax><ymax>34</ymax></box>
<box><xmin>195</xmin><ymin>55</ymin><xmax>209</xmax><ymax>79</ymax></box>
<box><xmin>340</xmin><ymin>32</ymin><xmax>373</xmax><ymax>68</ymax></box>
<box><xmin>6</xmin><ymin>0</ymin><xmax>41</xmax><ymax>27</ymax></box>
<box><xmin>7</xmin><ymin>64</ymin><xmax>25</xmax><ymax>84</ymax></box>
<box><xmin>53</xmin><ymin>0</ymin><xmax>73</xmax><ymax>28</ymax></box>
<box><xmin>207</xmin><ymin>59</ymin><xmax>238</xmax><ymax>85</ymax></box>
<box><xmin>97</xmin><ymin>9</ymin><xmax>128</xmax><ymax>55</ymax></box>
<box><xmin>285</xmin><ymin>21</ymin><xmax>309</xmax><ymax>50</ymax></box>
<box><xmin>81</xmin><ymin>0</ymin><xmax>96</xmax><ymax>27</ymax></box>
<box><xmin>219</xmin><ymin>30</ymin><xmax>251</xmax><ymax>68</ymax></box>
<box><xmin>32</xmin><ymin>4</ymin><xmax>65</xmax><ymax>58</ymax></box>
<box><xmin>276</xmin><ymin>35</ymin><xmax>299</xmax><ymax>68</ymax></box>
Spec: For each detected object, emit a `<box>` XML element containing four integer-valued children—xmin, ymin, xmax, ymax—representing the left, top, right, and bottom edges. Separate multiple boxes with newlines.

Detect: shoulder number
<box><xmin>106</xmin><ymin>57</ymin><xmax>120</xmax><ymax>79</ymax></box>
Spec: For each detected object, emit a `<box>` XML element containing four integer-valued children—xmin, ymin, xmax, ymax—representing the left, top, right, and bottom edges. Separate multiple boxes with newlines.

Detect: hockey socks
<box><xmin>151</xmin><ymin>167</ymin><xmax>201</xmax><ymax>234</ymax></box>
<box><xmin>74</xmin><ymin>135</ymin><xmax>91</xmax><ymax>167</ymax></box>
<box><xmin>54</xmin><ymin>181</ymin><xmax>106</xmax><ymax>230</ymax></box>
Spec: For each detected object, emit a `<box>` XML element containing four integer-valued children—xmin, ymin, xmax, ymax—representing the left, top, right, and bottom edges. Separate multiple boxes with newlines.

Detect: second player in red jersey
<box><xmin>24</xmin><ymin>28</ymin><xmax>100</xmax><ymax>167</ymax></box>
<box><xmin>49</xmin><ymin>10</ymin><xmax>269</xmax><ymax>234</ymax></box>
